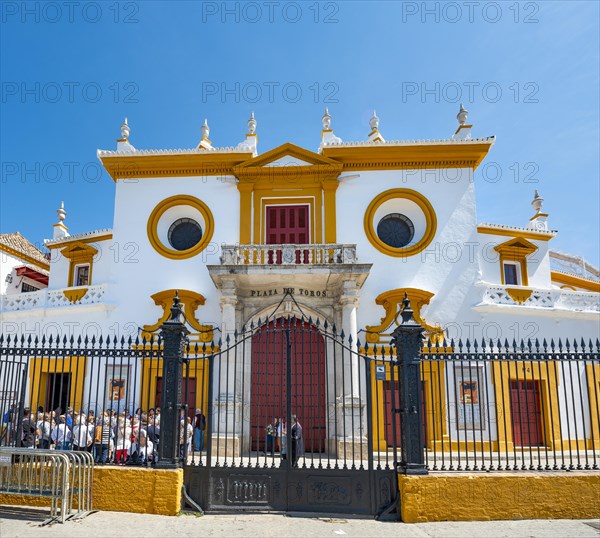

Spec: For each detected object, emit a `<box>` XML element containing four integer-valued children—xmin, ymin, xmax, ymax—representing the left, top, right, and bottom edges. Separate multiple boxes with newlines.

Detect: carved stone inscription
<box><xmin>307</xmin><ymin>476</ymin><xmax>352</xmax><ymax>505</ymax></box>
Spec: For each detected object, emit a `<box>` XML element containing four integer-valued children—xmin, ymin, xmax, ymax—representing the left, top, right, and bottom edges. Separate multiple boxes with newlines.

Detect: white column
<box><xmin>214</xmin><ymin>281</ymin><xmax>241</xmax><ymax>455</ymax></box>
<box><xmin>340</xmin><ymin>280</ymin><xmax>359</xmax><ymax>394</ymax></box>
<box><xmin>336</xmin><ymin>280</ymin><xmax>365</xmax><ymax>454</ymax></box>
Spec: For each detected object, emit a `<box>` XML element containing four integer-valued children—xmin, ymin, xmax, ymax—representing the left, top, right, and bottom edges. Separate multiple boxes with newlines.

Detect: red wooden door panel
<box><xmin>266</xmin><ymin>205</ymin><xmax>310</xmax><ymax>264</ymax></box>
<box><xmin>250</xmin><ymin>318</ymin><xmax>326</xmax><ymax>453</ymax></box>
<box><xmin>156</xmin><ymin>377</ymin><xmax>196</xmax><ymax>420</ymax></box>
<box><xmin>383</xmin><ymin>380</ymin><xmax>427</xmax><ymax>448</ymax></box>
<box><xmin>510</xmin><ymin>380</ymin><xmax>543</xmax><ymax>446</ymax></box>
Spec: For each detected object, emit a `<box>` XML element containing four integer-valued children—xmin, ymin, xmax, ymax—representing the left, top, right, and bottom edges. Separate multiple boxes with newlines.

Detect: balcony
<box><xmin>209</xmin><ymin>244</ymin><xmax>371</xmax><ymax>294</ymax></box>
<box><xmin>477</xmin><ymin>284</ymin><xmax>600</xmax><ymax>313</ymax></box>
<box><xmin>1</xmin><ymin>284</ymin><xmax>110</xmax><ymax>313</ymax></box>
<box><xmin>220</xmin><ymin>243</ymin><xmax>358</xmax><ymax>266</ymax></box>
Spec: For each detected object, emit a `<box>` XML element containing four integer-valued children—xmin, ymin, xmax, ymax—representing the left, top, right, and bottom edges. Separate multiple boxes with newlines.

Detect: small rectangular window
<box><xmin>75</xmin><ymin>265</ymin><xmax>90</xmax><ymax>286</ymax></box>
<box><xmin>21</xmin><ymin>283</ymin><xmax>39</xmax><ymax>293</ymax></box>
<box><xmin>503</xmin><ymin>263</ymin><xmax>519</xmax><ymax>285</ymax></box>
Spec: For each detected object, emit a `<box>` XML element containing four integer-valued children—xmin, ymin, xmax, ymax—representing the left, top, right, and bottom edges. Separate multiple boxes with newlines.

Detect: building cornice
<box><xmin>551</xmin><ymin>271</ymin><xmax>600</xmax><ymax>293</ymax></box>
<box><xmin>477</xmin><ymin>224</ymin><xmax>557</xmax><ymax>241</ymax></box>
<box><xmin>97</xmin><ymin>150</ymin><xmax>254</xmax><ymax>181</ymax></box>
<box><xmin>45</xmin><ymin>230</ymin><xmax>113</xmax><ymax>249</ymax></box>
<box><xmin>321</xmin><ymin>137</ymin><xmax>495</xmax><ymax>171</ymax></box>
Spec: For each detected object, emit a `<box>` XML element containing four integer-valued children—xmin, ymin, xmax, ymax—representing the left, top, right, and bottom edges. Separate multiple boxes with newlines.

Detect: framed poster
<box><xmin>106</xmin><ymin>364</ymin><xmax>130</xmax><ymax>412</ymax></box>
<box><xmin>455</xmin><ymin>366</ymin><xmax>486</xmax><ymax>430</ymax></box>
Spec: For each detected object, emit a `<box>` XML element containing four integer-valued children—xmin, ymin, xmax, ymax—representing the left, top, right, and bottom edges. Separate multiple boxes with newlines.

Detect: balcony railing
<box><xmin>481</xmin><ymin>284</ymin><xmax>599</xmax><ymax>312</ymax></box>
<box><xmin>1</xmin><ymin>284</ymin><xmax>108</xmax><ymax>313</ymax></box>
<box><xmin>220</xmin><ymin>244</ymin><xmax>358</xmax><ymax>265</ymax></box>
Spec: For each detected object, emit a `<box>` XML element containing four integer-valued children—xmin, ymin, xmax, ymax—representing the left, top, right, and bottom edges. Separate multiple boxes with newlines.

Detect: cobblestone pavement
<box><xmin>0</xmin><ymin>507</ymin><xmax>599</xmax><ymax>538</ymax></box>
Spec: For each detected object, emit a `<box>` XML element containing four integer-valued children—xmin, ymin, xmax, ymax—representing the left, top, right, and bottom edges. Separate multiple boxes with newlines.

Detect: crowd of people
<box><xmin>1</xmin><ymin>404</ymin><xmax>208</xmax><ymax>466</ymax></box>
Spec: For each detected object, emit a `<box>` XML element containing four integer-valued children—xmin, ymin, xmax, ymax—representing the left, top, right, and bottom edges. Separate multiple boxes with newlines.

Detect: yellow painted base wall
<box><xmin>399</xmin><ymin>472</ymin><xmax>600</xmax><ymax>522</ymax></box>
<box><xmin>0</xmin><ymin>467</ymin><xmax>183</xmax><ymax>516</ymax></box>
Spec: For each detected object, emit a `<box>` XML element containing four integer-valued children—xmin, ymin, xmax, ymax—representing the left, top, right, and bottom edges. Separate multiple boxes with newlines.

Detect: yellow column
<box><xmin>238</xmin><ymin>183</ymin><xmax>253</xmax><ymax>244</ymax></box>
<box><xmin>322</xmin><ymin>181</ymin><xmax>338</xmax><ymax>244</ymax></box>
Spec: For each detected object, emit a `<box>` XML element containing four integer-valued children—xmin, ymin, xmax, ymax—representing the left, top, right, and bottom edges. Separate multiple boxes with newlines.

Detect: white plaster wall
<box><xmin>0</xmin><ymin>251</ymin><xmax>24</xmax><ymax>295</ymax></box>
<box><xmin>109</xmin><ymin>175</ymin><xmax>240</xmax><ymax>332</ymax></box>
<box><xmin>477</xmin><ymin>233</ymin><xmax>552</xmax><ymax>288</ymax></box>
<box><xmin>336</xmin><ymin>167</ymin><xmax>479</xmax><ymax>337</ymax></box>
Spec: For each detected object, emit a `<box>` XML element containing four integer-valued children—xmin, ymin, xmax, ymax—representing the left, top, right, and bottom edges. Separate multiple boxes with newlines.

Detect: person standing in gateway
<box><xmin>194</xmin><ymin>408</ymin><xmax>206</xmax><ymax>452</ymax></box>
<box><xmin>290</xmin><ymin>415</ymin><xmax>304</xmax><ymax>468</ymax></box>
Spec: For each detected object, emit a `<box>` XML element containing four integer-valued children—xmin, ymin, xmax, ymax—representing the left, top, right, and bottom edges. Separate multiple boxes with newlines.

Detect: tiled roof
<box><xmin>0</xmin><ymin>232</ymin><xmax>49</xmax><ymax>267</ymax></box>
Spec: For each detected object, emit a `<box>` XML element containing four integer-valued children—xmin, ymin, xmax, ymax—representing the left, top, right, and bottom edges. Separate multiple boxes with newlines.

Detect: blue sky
<box><xmin>1</xmin><ymin>1</ymin><xmax>598</xmax><ymax>266</ymax></box>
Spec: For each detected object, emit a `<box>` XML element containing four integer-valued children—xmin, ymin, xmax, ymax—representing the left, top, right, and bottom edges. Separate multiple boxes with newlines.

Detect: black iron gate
<box><xmin>182</xmin><ymin>314</ymin><xmax>404</xmax><ymax>518</ymax></box>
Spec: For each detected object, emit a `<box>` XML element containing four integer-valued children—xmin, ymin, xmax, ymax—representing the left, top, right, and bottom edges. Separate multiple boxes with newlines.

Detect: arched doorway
<box><xmin>250</xmin><ymin>317</ymin><xmax>326</xmax><ymax>453</ymax></box>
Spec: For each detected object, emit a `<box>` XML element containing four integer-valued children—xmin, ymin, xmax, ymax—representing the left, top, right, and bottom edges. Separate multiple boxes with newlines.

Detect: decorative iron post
<box><xmin>156</xmin><ymin>292</ymin><xmax>189</xmax><ymax>469</ymax></box>
<box><xmin>390</xmin><ymin>293</ymin><xmax>428</xmax><ymax>475</ymax></box>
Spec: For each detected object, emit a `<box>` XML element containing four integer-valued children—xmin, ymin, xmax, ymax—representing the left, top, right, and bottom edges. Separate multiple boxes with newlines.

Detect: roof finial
<box><xmin>532</xmin><ymin>190</ymin><xmax>544</xmax><ymax>213</ymax></box>
<box><xmin>57</xmin><ymin>201</ymin><xmax>66</xmax><ymax>223</ymax></box>
<box><xmin>120</xmin><ymin>117</ymin><xmax>130</xmax><ymax>140</ymax></box>
<box><xmin>527</xmin><ymin>189</ymin><xmax>549</xmax><ymax>230</ymax></box>
<box><xmin>319</xmin><ymin>107</ymin><xmax>342</xmax><ymax>150</ymax></box>
<box><xmin>201</xmin><ymin>118</ymin><xmax>210</xmax><ymax>140</ymax></box>
<box><xmin>457</xmin><ymin>103</ymin><xmax>468</xmax><ymax>125</ymax></box>
<box><xmin>322</xmin><ymin>107</ymin><xmax>332</xmax><ymax>130</ymax></box>
<box><xmin>369</xmin><ymin>110</ymin><xmax>379</xmax><ymax>131</ymax></box>
<box><xmin>248</xmin><ymin>112</ymin><xmax>257</xmax><ymax>135</ymax></box>
<box><xmin>367</xmin><ymin>110</ymin><xmax>385</xmax><ymax>143</ymax></box>
<box><xmin>52</xmin><ymin>201</ymin><xmax>69</xmax><ymax>239</ymax></box>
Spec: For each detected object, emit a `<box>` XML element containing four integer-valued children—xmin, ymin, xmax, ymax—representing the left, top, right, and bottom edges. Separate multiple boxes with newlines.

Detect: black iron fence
<box><xmin>0</xmin><ymin>298</ymin><xmax>598</xmax><ymax>473</ymax></box>
<box><xmin>419</xmin><ymin>337</ymin><xmax>600</xmax><ymax>471</ymax></box>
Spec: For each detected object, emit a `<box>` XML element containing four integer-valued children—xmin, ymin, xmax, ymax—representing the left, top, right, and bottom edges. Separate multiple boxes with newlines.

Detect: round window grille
<box><xmin>376</xmin><ymin>213</ymin><xmax>415</xmax><ymax>248</ymax></box>
<box><xmin>168</xmin><ymin>218</ymin><xmax>203</xmax><ymax>251</ymax></box>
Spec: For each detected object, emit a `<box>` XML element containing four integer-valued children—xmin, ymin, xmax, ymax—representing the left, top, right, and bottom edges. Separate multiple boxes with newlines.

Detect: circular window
<box><xmin>364</xmin><ymin>189</ymin><xmax>437</xmax><ymax>257</ymax></box>
<box><xmin>376</xmin><ymin>214</ymin><xmax>414</xmax><ymax>248</ymax></box>
<box><xmin>168</xmin><ymin>218</ymin><xmax>203</xmax><ymax>251</ymax></box>
<box><xmin>147</xmin><ymin>195</ymin><xmax>214</xmax><ymax>260</ymax></box>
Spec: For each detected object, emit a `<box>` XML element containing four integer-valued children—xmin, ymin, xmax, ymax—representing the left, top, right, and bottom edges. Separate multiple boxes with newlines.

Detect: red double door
<box><xmin>510</xmin><ymin>380</ymin><xmax>544</xmax><ymax>446</ymax></box>
<box><xmin>250</xmin><ymin>318</ymin><xmax>326</xmax><ymax>453</ymax></box>
<box><xmin>266</xmin><ymin>205</ymin><xmax>309</xmax><ymax>264</ymax></box>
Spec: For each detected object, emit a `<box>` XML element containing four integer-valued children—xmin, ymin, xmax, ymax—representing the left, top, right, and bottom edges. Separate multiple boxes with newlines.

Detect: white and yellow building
<box><xmin>1</xmin><ymin>107</ymin><xmax>599</xmax><ymax>453</ymax></box>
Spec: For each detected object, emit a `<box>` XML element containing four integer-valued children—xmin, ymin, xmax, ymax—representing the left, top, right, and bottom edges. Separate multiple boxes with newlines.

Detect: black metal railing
<box><xmin>0</xmin><ymin>314</ymin><xmax>598</xmax><ymax>473</ymax></box>
<box><xmin>419</xmin><ymin>337</ymin><xmax>600</xmax><ymax>471</ymax></box>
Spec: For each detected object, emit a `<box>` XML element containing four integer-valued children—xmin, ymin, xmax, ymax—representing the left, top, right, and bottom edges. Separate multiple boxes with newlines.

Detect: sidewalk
<box><xmin>0</xmin><ymin>507</ymin><xmax>598</xmax><ymax>538</ymax></box>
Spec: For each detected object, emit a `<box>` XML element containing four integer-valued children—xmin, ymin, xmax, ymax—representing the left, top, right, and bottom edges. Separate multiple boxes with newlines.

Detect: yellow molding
<box><xmin>494</xmin><ymin>237</ymin><xmax>538</xmax><ymax>287</ymax></box>
<box><xmin>477</xmin><ymin>225</ymin><xmax>556</xmax><ymax>241</ymax></box>
<box><xmin>363</xmin><ymin>189</ymin><xmax>437</xmax><ymax>258</ymax></box>
<box><xmin>0</xmin><ymin>243</ymin><xmax>50</xmax><ymax>271</ymax></box>
<box><xmin>146</xmin><ymin>195</ymin><xmax>215</xmax><ymax>260</ymax></box>
<box><xmin>585</xmin><ymin>363</ymin><xmax>600</xmax><ymax>450</ymax></box>
<box><xmin>28</xmin><ymin>356</ymin><xmax>87</xmax><ymax>414</ymax></box>
<box><xmin>551</xmin><ymin>271</ymin><xmax>600</xmax><ymax>293</ymax></box>
<box><xmin>61</xmin><ymin>242</ymin><xmax>97</xmax><ymax>287</ymax></box>
<box><xmin>235</xmin><ymin>144</ymin><xmax>341</xmax><ymax>245</ymax></box>
<box><xmin>99</xmin><ymin>152</ymin><xmax>252</xmax><ymax>181</ymax></box>
<box><xmin>63</xmin><ymin>288</ymin><xmax>88</xmax><ymax>303</ymax></box>
<box><xmin>322</xmin><ymin>141</ymin><xmax>494</xmax><ymax>171</ymax></box>
<box><xmin>505</xmin><ymin>288</ymin><xmax>533</xmax><ymax>304</ymax></box>
<box><xmin>254</xmin><ymin>195</ymin><xmax>319</xmax><ymax>245</ymax></box>
<box><xmin>46</xmin><ymin>234</ymin><xmax>112</xmax><ymax>249</ymax></box>
<box><xmin>142</xmin><ymin>289</ymin><xmax>214</xmax><ymax>343</ymax></box>
<box><xmin>365</xmin><ymin>288</ymin><xmax>443</xmax><ymax>344</ymax></box>
<box><xmin>139</xmin><ymin>357</ymin><xmax>209</xmax><ymax>420</ymax></box>
<box><xmin>492</xmin><ymin>361</ymin><xmax>561</xmax><ymax>450</ymax></box>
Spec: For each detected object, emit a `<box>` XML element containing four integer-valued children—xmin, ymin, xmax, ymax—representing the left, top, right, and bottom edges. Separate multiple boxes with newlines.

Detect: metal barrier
<box><xmin>0</xmin><ymin>448</ymin><xmax>93</xmax><ymax>524</ymax></box>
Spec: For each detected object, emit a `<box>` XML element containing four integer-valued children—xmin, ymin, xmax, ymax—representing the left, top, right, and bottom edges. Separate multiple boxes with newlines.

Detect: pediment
<box><xmin>233</xmin><ymin>143</ymin><xmax>342</xmax><ymax>183</ymax></box>
<box><xmin>494</xmin><ymin>237</ymin><xmax>538</xmax><ymax>255</ymax></box>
